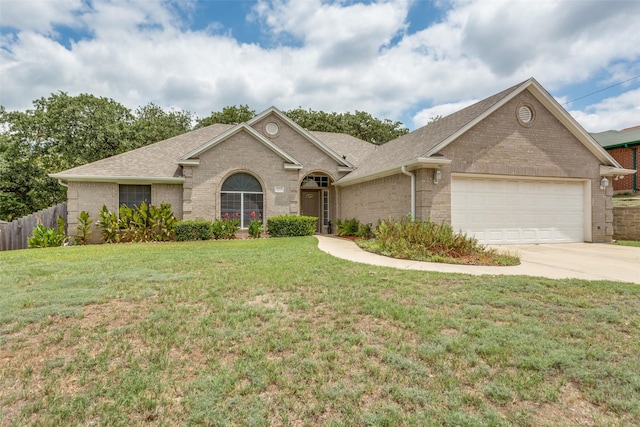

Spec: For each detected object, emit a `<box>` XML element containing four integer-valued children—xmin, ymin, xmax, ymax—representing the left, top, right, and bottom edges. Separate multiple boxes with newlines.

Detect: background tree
<box><xmin>196</xmin><ymin>104</ymin><xmax>256</xmax><ymax>128</ymax></box>
<box><xmin>131</xmin><ymin>103</ymin><xmax>193</xmax><ymax>149</ymax></box>
<box><xmin>285</xmin><ymin>108</ymin><xmax>408</xmax><ymax>145</ymax></box>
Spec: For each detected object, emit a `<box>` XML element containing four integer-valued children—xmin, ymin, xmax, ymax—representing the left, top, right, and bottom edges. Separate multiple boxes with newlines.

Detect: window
<box><xmin>119</xmin><ymin>185</ymin><xmax>151</xmax><ymax>209</ymax></box>
<box><xmin>221</xmin><ymin>173</ymin><xmax>264</xmax><ymax>228</ymax></box>
<box><xmin>323</xmin><ymin>190</ymin><xmax>329</xmax><ymax>226</ymax></box>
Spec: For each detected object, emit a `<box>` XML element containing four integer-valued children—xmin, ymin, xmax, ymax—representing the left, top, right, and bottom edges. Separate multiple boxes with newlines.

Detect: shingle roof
<box><xmin>50</xmin><ymin>123</ymin><xmax>376</xmax><ymax>181</ymax></box>
<box><xmin>309</xmin><ymin>131</ymin><xmax>378</xmax><ymax>165</ymax></box>
<box><xmin>51</xmin><ymin>124</ymin><xmax>234</xmax><ymax>181</ymax></box>
<box><xmin>337</xmin><ymin>81</ymin><xmax>524</xmax><ymax>184</ymax></box>
<box><xmin>591</xmin><ymin>128</ymin><xmax>640</xmax><ymax>148</ymax></box>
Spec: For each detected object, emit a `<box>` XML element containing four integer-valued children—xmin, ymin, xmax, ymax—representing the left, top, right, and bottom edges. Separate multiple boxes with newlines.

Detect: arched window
<box><xmin>221</xmin><ymin>173</ymin><xmax>264</xmax><ymax>228</ymax></box>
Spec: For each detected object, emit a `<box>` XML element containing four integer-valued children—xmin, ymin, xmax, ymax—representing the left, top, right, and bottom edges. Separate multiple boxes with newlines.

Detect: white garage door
<box><xmin>451</xmin><ymin>177</ymin><xmax>586</xmax><ymax>244</ymax></box>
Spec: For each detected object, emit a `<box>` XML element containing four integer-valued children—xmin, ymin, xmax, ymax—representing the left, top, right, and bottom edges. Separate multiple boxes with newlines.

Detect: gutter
<box><xmin>401</xmin><ymin>166</ymin><xmax>416</xmax><ymax>219</ymax></box>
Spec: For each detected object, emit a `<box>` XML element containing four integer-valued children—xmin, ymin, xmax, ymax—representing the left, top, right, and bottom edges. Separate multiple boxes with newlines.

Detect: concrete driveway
<box><xmin>316</xmin><ymin>236</ymin><xmax>640</xmax><ymax>284</ymax></box>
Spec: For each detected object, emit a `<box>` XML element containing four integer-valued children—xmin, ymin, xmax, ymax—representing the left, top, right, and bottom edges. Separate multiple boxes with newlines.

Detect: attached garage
<box><xmin>451</xmin><ymin>176</ymin><xmax>590</xmax><ymax>244</ymax></box>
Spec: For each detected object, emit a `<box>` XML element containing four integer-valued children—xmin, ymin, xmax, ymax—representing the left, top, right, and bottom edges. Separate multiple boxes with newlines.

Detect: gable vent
<box><xmin>519</xmin><ymin>106</ymin><xmax>532</xmax><ymax>123</ymax></box>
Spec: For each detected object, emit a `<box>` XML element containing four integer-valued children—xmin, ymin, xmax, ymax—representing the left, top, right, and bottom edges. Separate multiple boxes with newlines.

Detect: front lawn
<box><xmin>1</xmin><ymin>238</ymin><xmax>639</xmax><ymax>425</ymax></box>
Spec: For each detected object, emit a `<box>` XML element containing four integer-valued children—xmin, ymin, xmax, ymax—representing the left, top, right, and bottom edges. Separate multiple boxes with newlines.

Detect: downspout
<box><xmin>401</xmin><ymin>166</ymin><xmax>416</xmax><ymax>219</ymax></box>
<box><xmin>57</xmin><ymin>180</ymin><xmax>68</xmax><ymax>188</ymax></box>
<box><xmin>634</xmin><ymin>148</ymin><xmax>638</xmax><ymax>192</ymax></box>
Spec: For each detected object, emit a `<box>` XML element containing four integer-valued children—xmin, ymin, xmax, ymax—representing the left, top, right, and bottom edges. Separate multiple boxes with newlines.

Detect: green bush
<box><xmin>335</xmin><ymin>218</ymin><xmax>360</xmax><ymax>236</ymax></box>
<box><xmin>212</xmin><ymin>214</ymin><xmax>240</xmax><ymax>240</ymax></box>
<box><xmin>74</xmin><ymin>210</ymin><xmax>93</xmax><ymax>245</ymax></box>
<box><xmin>247</xmin><ymin>212</ymin><xmax>263</xmax><ymax>238</ymax></box>
<box><xmin>97</xmin><ymin>203</ymin><xmax>177</xmax><ymax>243</ymax></box>
<box><xmin>372</xmin><ymin>216</ymin><xmax>484</xmax><ymax>259</ymax></box>
<box><xmin>28</xmin><ymin>217</ymin><xmax>66</xmax><ymax>248</ymax></box>
<box><xmin>267</xmin><ymin>215</ymin><xmax>318</xmax><ymax>237</ymax></box>
<box><xmin>175</xmin><ymin>220</ymin><xmax>213</xmax><ymax>241</ymax></box>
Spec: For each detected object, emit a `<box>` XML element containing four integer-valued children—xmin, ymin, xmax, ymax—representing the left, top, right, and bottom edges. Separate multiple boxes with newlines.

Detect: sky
<box><xmin>1</xmin><ymin>0</ymin><xmax>639</xmax><ymax>132</ymax></box>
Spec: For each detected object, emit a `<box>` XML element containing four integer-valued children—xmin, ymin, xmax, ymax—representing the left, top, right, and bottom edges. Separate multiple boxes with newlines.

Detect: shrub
<box><xmin>74</xmin><ymin>210</ymin><xmax>93</xmax><ymax>245</ymax></box>
<box><xmin>97</xmin><ymin>203</ymin><xmax>177</xmax><ymax>243</ymax></box>
<box><xmin>97</xmin><ymin>205</ymin><xmax>120</xmax><ymax>243</ymax></box>
<box><xmin>28</xmin><ymin>217</ymin><xmax>66</xmax><ymax>248</ymax></box>
<box><xmin>212</xmin><ymin>213</ymin><xmax>240</xmax><ymax>240</ymax></box>
<box><xmin>149</xmin><ymin>203</ymin><xmax>177</xmax><ymax>241</ymax></box>
<box><xmin>267</xmin><ymin>215</ymin><xmax>318</xmax><ymax>237</ymax></box>
<box><xmin>373</xmin><ymin>216</ymin><xmax>484</xmax><ymax>259</ymax></box>
<box><xmin>175</xmin><ymin>220</ymin><xmax>213</xmax><ymax>241</ymax></box>
<box><xmin>247</xmin><ymin>211</ymin><xmax>263</xmax><ymax>238</ymax></box>
<box><xmin>336</xmin><ymin>218</ymin><xmax>360</xmax><ymax>236</ymax></box>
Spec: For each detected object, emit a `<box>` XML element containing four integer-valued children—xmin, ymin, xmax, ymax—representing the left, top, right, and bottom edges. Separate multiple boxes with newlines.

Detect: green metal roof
<box><xmin>590</xmin><ymin>127</ymin><xmax>640</xmax><ymax>149</ymax></box>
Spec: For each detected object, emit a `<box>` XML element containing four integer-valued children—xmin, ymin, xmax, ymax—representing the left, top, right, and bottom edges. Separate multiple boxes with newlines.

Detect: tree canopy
<box><xmin>1</xmin><ymin>95</ymin><xmax>408</xmax><ymax>221</ymax></box>
<box><xmin>0</xmin><ymin>93</ymin><xmax>191</xmax><ymax>220</ymax></box>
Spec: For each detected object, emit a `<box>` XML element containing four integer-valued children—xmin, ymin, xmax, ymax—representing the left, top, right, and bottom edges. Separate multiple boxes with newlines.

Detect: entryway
<box><xmin>300</xmin><ymin>174</ymin><xmax>331</xmax><ymax>233</ymax></box>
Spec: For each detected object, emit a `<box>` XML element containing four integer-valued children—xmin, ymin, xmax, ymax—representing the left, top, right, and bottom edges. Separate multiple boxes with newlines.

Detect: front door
<box><xmin>301</xmin><ymin>189</ymin><xmax>321</xmax><ymax>232</ymax></box>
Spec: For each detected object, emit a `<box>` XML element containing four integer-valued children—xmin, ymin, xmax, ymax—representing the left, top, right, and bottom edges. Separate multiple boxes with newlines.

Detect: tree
<box><xmin>0</xmin><ymin>132</ymin><xmax>64</xmax><ymax>221</ymax></box>
<box><xmin>0</xmin><ymin>94</ymin><xmax>193</xmax><ymax>221</ymax></box>
<box><xmin>131</xmin><ymin>103</ymin><xmax>193</xmax><ymax>149</ymax></box>
<box><xmin>196</xmin><ymin>104</ymin><xmax>256</xmax><ymax>128</ymax></box>
<box><xmin>284</xmin><ymin>108</ymin><xmax>408</xmax><ymax>145</ymax></box>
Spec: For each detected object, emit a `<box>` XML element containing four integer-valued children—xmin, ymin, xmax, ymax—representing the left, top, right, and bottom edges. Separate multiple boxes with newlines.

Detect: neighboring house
<box><xmin>51</xmin><ymin>78</ymin><xmax>634</xmax><ymax>245</ymax></box>
<box><xmin>591</xmin><ymin>126</ymin><xmax>640</xmax><ymax>194</ymax></box>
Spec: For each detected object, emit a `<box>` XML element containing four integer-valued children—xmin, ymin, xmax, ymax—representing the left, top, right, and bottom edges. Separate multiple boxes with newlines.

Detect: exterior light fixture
<box><xmin>433</xmin><ymin>169</ymin><xmax>442</xmax><ymax>185</ymax></box>
<box><xmin>600</xmin><ymin>177</ymin><xmax>609</xmax><ymax>190</ymax></box>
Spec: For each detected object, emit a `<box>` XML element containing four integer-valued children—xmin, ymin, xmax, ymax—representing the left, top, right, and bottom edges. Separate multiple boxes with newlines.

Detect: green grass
<box><xmin>1</xmin><ymin>237</ymin><xmax>639</xmax><ymax>426</ymax></box>
<box><xmin>613</xmin><ymin>194</ymin><xmax>640</xmax><ymax>207</ymax></box>
<box><xmin>615</xmin><ymin>240</ymin><xmax>640</xmax><ymax>247</ymax></box>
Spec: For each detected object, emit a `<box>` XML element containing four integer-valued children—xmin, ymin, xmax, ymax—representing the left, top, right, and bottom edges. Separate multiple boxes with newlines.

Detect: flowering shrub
<box><xmin>248</xmin><ymin>211</ymin><xmax>263</xmax><ymax>238</ymax></box>
<box><xmin>212</xmin><ymin>212</ymin><xmax>240</xmax><ymax>239</ymax></box>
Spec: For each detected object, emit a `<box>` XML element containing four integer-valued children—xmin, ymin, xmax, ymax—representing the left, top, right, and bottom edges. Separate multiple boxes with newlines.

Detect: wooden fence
<box><xmin>0</xmin><ymin>203</ymin><xmax>67</xmax><ymax>251</ymax></box>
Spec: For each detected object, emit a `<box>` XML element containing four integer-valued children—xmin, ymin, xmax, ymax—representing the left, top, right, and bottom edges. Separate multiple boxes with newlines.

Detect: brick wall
<box><xmin>613</xmin><ymin>206</ymin><xmax>640</xmax><ymax>240</ymax></box>
<box><xmin>67</xmin><ymin>182</ymin><xmax>184</xmax><ymax>243</ymax></box>
<box><xmin>184</xmin><ymin>118</ymin><xmax>349</xmax><ymax>223</ymax></box>
<box><xmin>67</xmin><ymin>181</ymin><xmax>118</xmax><ymax>243</ymax></box>
<box><xmin>338</xmin><ymin>89</ymin><xmax>612</xmax><ymax>242</ymax></box>
<box><xmin>607</xmin><ymin>146</ymin><xmax>639</xmax><ymax>193</ymax></box>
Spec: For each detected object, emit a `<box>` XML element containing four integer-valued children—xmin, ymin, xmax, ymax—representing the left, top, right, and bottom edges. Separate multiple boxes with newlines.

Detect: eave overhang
<box><xmin>49</xmin><ymin>174</ymin><xmax>186</xmax><ymax>184</ymax></box>
<box><xmin>599</xmin><ymin>165</ymin><xmax>637</xmax><ymax>177</ymax></box>
<box><xmin>335</xmin><ymin>157</ymin><xmax>452</xmax><ymax>187</ymax></box>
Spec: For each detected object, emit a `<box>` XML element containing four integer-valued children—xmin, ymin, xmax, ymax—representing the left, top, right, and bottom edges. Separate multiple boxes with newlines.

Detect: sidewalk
<box><xmin>315</xmin><ymin>235</ymin><xmax>640</xmax><ymax>284</ymax></box>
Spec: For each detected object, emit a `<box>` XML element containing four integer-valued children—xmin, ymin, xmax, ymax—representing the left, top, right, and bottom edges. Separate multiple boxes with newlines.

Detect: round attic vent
<box><xmin>265</xmin><ymin>122</ymin><xmax>279</xmax><ymax>136</ymax></box>
<box><xmin>517</xmin><ymin>104</ymin><xmax>535</xmax><ymax>127</ymax></box>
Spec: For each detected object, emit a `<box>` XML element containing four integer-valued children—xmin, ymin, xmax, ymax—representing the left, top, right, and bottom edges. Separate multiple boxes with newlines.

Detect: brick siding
<box><xmin>338</xmin><ymin>90</ymin><xmax>611</xmax><ymax>242</ymax></box>
<box><xmin>607</xmin><ymin>147</ymin><xmax>639</xmax><ymax>193</ymax></box>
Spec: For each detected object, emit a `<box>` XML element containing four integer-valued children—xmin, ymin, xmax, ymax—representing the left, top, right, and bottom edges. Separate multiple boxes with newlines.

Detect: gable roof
<box><xmin>178</xmin><ymin>123</ymin><xmax>303</xmax><ymax>170</ymax></box>
<box><xmin>591</xmin><ymin>127</ymin><xmax>640</xmax><ymax>149</ymax></box>
<box><xmin>248</xmin><ymin>107</ymin><xmax>356</xmax><ymax>170</ymax></box>
<box><xmin>50</xmin><ymin>112</ymin><xmax>374</xmax><ymax>183</ymax></box>
<box><xmin>337</xmin><ymin>78</ymin><xmax>628</xmax><ymax>186</ymax></box>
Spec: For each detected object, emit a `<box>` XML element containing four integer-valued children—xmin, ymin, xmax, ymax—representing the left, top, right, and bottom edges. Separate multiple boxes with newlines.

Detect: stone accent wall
<box><xmin>613</xmin><ymin>206</ymin><xmax>640</xmax><ymax>240</ymax></box>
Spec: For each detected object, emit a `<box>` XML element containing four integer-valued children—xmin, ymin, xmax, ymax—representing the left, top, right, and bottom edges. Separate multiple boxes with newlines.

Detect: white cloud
<box><xmin>0</xmin><ymin>0</ymin><xmax>639</xmax><ymax>131</ymax></box>
<box><xmin>569</xmin><ymin>89</ymin><xmax>640</xmax><ymax>132</ymax></box>
<box><xmin>412</xmin><ymin>99</ymin><xmax>478</xmax><ymax>128</ymax></box>
<box><xmin>0</xmin><ymin>0</ymin><xmax>86</xmax><ymax>33</ymax></box>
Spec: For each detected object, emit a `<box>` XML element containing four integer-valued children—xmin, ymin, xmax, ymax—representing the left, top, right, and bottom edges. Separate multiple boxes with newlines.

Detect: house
<box><xmin>591</xmin><ymin>126</ymin><xmax>640</xmax><ymax>194</ymax></box>
<box><xmin>51</xmin><ymin>78</ymin><xmax>634</xmax><ymax>245</ymax></box>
